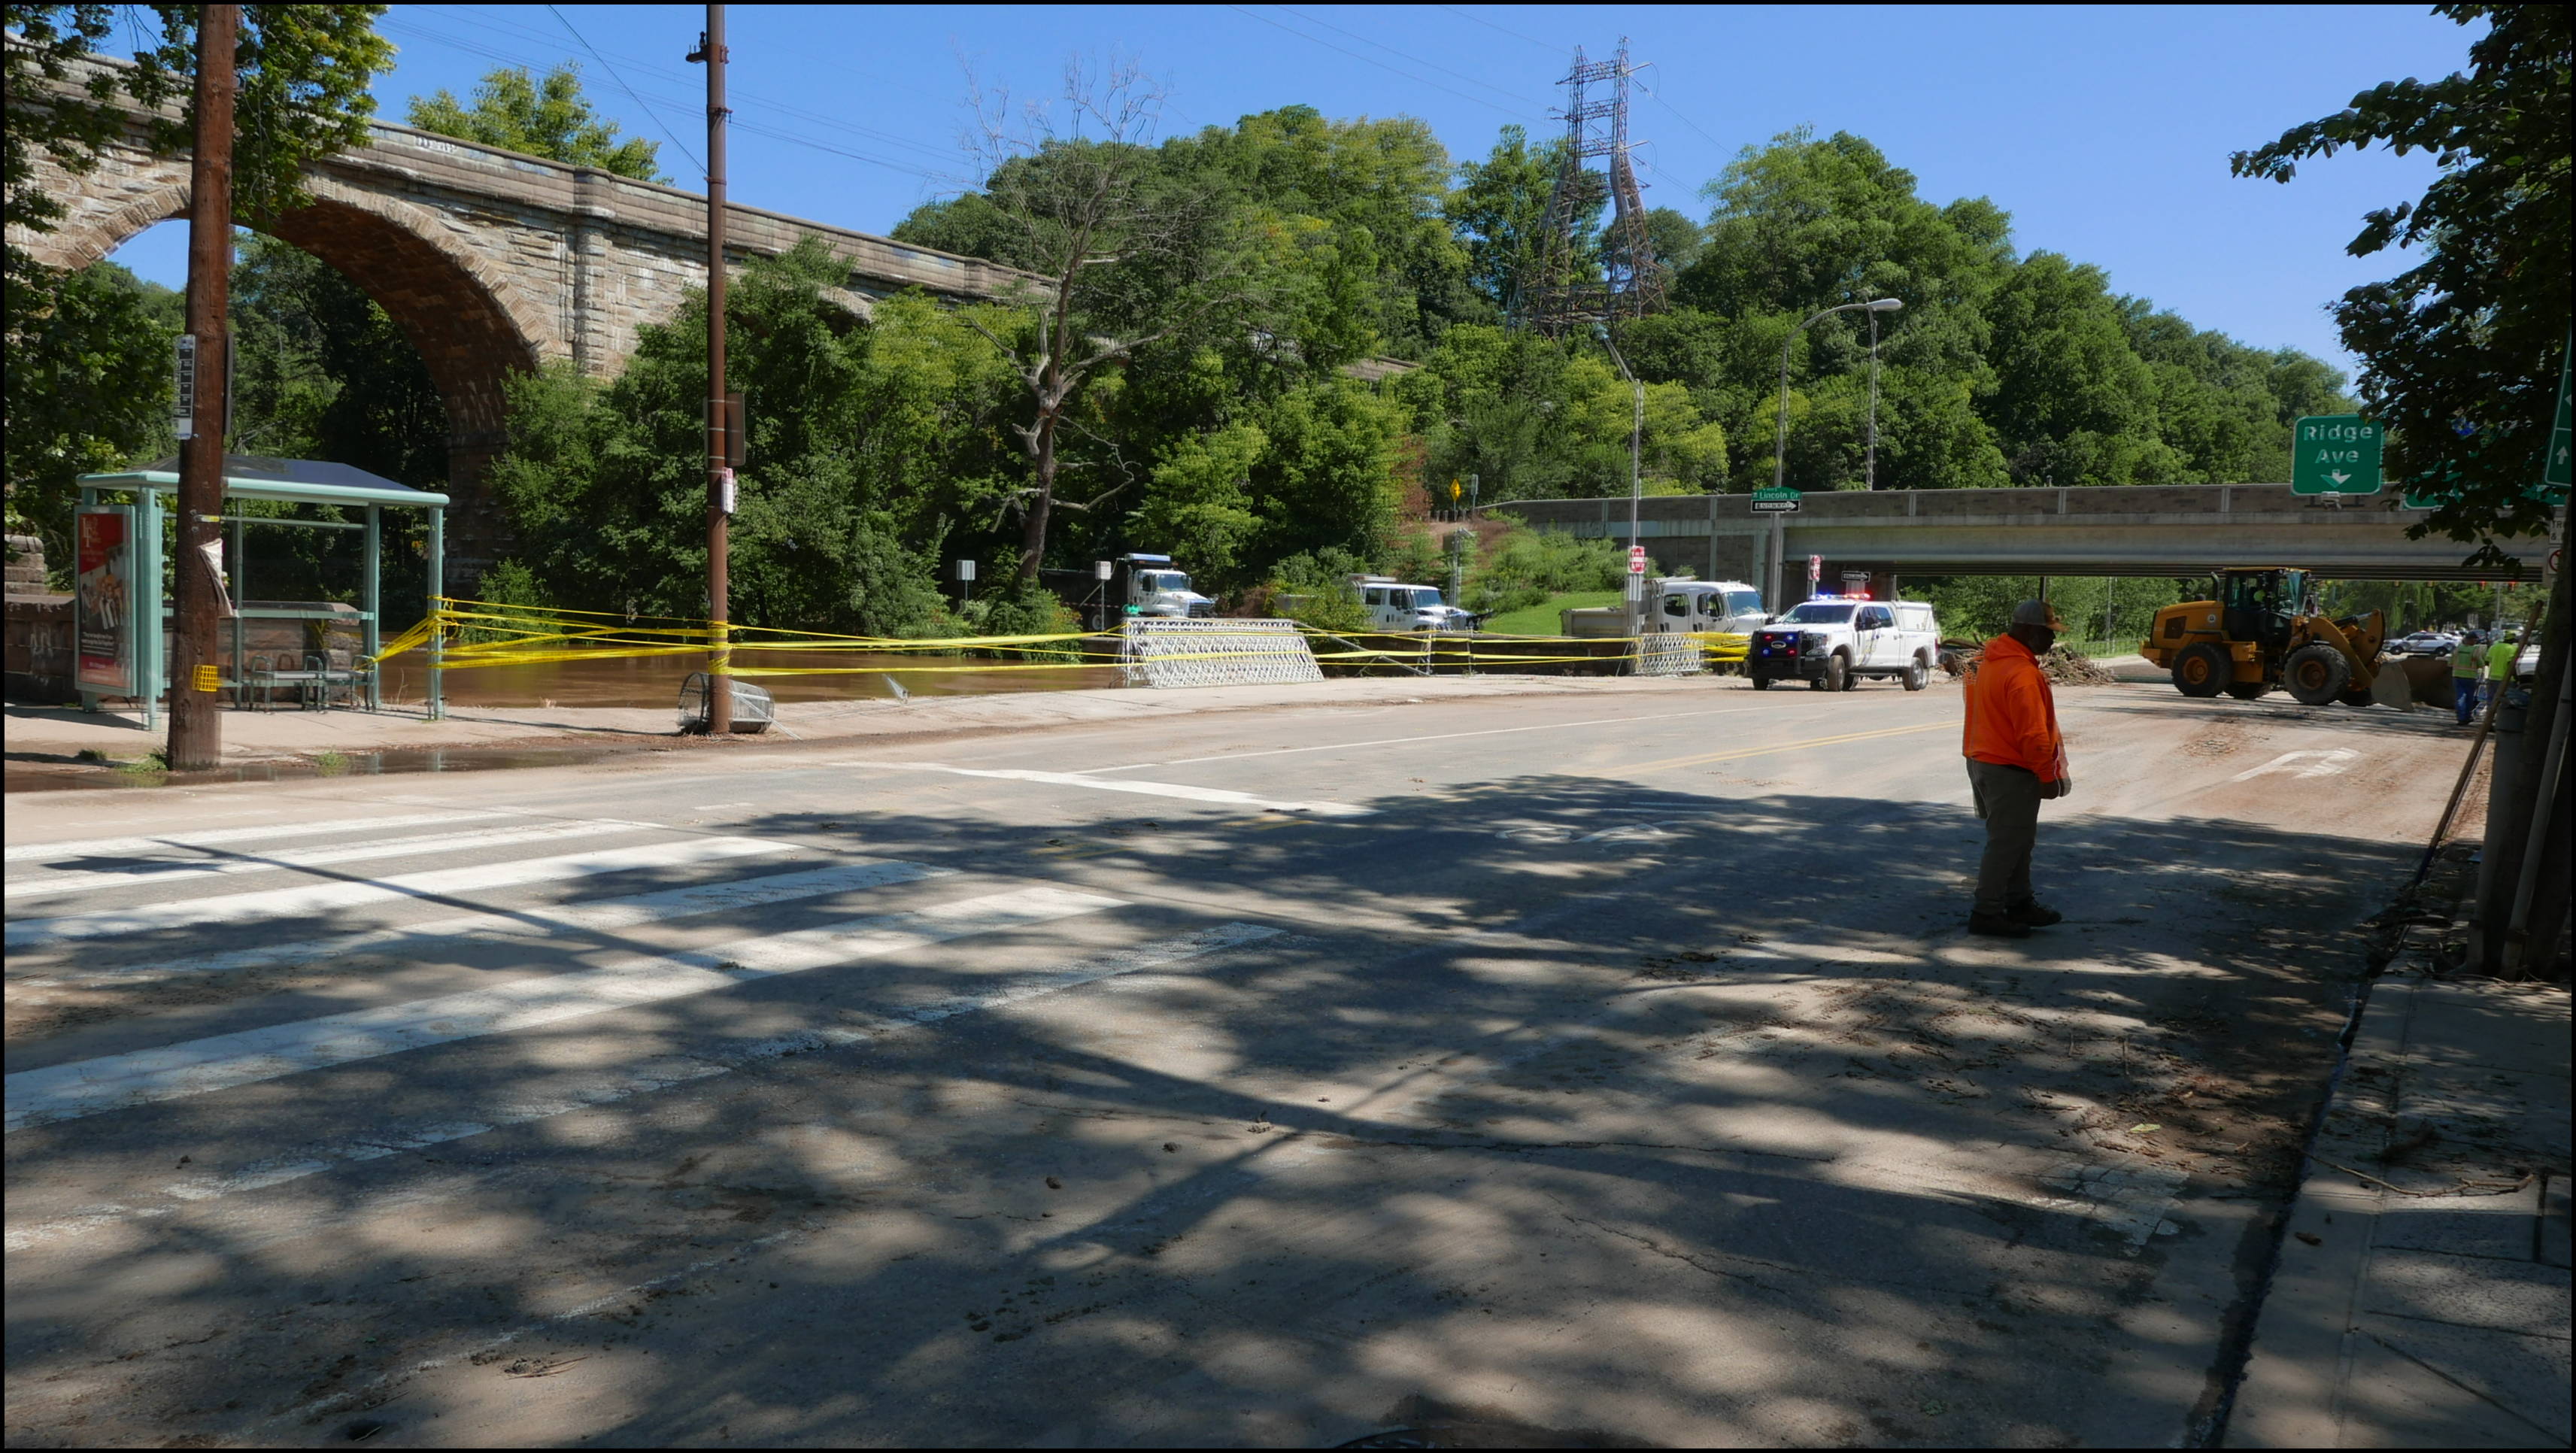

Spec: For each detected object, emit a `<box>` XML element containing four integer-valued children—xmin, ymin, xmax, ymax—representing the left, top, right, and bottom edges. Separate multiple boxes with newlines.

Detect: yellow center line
<box><xmin>1619</xmin><ymin>719</ymin><xmax>1956</xmax><ymax>775</ymax></box>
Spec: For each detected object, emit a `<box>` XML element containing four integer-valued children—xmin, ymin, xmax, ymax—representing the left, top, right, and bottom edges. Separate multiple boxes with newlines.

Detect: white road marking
<box><xmin>2</xmin><ymin>811</ymin><xmax>510</xmax><ymax>864</ymax></box>
<box><xmin>2229</xmin><ymin>748</ymin><xmax>2360</xmax><ymax>782</ymax></box>
<box><xmin>5</xmin><ymin>820</ymin><xmax>641</xmax><ymax>901</ymax></box>
<box><xmin>3</xmin><ymin>836</ymin><xmax>791</xmax><ymax>951</ymax></box>
<box><xmin>5</xmin><ymin>884</ymin><xmax>1127</xmax><ymax>1130</ymax></box>
<box><xmin>851</xmin><ymin>763</ymin><xmax>1374</xmax><ymax>817</ymax></box>
<box><xmin>4</xmin><ymin>923</ymin><xmax>1284</xmax><ymax>1248</ymax></box>
<box><xmin>1083</xmin><ymin>702</ymin><xmax>1787</xmax><ymax>774</ymax></box>
<box><xmin>11</xmin><ymin>859</ymin><xmax>955</xmax><ymax>987</ymax></box>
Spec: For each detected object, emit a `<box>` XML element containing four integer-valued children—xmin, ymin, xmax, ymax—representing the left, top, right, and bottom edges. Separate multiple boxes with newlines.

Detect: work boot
<box><xmin>1967</xmin><ymin>912</ymin><xmax>2031</xmax><ymax>939</ymax></box>
<box><xmin>2009</xmin><ymin>899</ymin><xmax>2064</xmax><ymax>928</ymax></box>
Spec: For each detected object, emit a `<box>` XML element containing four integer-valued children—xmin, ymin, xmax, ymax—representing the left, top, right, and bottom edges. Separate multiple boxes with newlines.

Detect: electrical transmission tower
<box><xmin>1515</xmin><ymin>38</ymin><xmax>1667</xmax><ymax>337</ymax></box>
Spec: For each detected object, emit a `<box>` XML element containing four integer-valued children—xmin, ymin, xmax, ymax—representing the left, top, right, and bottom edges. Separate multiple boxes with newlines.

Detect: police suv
<box><xmin>1748</xmin><ymin>595</ymin><xmax>1941</xmax><ymax>692</ymax></box>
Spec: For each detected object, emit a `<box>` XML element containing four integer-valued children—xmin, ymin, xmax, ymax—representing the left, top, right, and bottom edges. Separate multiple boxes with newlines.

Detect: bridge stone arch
<box><xmin>17</xmin><ymin>56</ymin><xmax>1037</xmax><ymax>585</ymax></box>
<box><xmin>26</xmin><ymin>155</ymin><xmax>563</xmax><ymax>578</ymax></box>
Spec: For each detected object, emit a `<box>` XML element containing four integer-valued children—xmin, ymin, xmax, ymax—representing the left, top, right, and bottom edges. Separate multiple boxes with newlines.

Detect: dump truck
<box><xmin>2139</xmin><ymin>566</ymin><xmax>2388</xmax><ymax>705</ymax></box>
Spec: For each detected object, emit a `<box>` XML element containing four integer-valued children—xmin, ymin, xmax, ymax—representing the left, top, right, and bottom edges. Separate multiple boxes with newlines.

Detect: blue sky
<box><xmin>109</xmin><ymin>4</ymin><xmax>2477</xmax><ymax>381</ymax></box>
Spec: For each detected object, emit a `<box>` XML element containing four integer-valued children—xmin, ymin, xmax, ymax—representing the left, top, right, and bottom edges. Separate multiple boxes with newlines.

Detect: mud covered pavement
<box><xmin>3</xmin><ymin>678</ymin><xmax>2474</xmax><ymax>1445</ymax></box>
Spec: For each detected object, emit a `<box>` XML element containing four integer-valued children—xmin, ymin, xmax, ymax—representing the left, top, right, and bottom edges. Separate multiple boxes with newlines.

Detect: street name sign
<box><xmin>1752</xmin><ymin>487</ymin><xmax>1802</xmax><ymax>514</ymax></box>
<box><xmin>2292</xmin><ymin>415</ymin><xmax>2383</xmax><ymax>495</ymax></box>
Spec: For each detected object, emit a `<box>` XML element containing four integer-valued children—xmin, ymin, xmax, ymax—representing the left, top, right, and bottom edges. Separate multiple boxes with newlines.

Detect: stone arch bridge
<box><xmin>16</xmin><ymin>71</ymin><xmax>1030</xmax><ymax>584</ymax></box>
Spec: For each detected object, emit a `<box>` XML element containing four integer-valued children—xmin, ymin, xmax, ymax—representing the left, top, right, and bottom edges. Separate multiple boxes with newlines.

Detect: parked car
<box><xmin>2389</xmin><ymin>631</ymin><xmax>2458</xmax><ymax>658</ymax></box>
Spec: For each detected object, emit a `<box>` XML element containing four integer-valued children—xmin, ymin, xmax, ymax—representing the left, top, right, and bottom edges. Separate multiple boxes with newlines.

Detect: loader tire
<box><xmin>2172</xmin><ymin>643</ymin><xmax>2231</xmax><ymax>699</ymax></box>
<box><xmin>2284</xmin><ymin>643</ymin><xmax>2352</xmax><ymax>706</ymax></box>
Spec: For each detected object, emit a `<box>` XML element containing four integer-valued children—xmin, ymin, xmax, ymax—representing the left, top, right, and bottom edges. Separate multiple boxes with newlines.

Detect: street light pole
<box><xmin>1594</xmin><ymin>324</ymin><xmax>1645</xmax><ymax>637</ymax></box>
<box><xmin>1770</xmin><ymin>297</ymin><xmax>1901</xmax><ymax>609</ymax></box>
<box><xmin>1865</xmin><ymin>307</ymin><xmax>1883</xmax><ymax>491</ymax></box>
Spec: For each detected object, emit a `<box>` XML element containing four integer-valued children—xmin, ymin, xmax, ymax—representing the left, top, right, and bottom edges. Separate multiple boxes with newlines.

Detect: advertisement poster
<box><xmin>75</xmin><ymin>505</ymin><xmax>135</xmax><ymax>694</ymax></box>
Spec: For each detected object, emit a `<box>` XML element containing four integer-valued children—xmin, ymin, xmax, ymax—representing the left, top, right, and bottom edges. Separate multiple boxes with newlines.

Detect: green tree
<box><xmin>1446</xmin><ymin>125</ymin><xmax>1574</xmax><ymax>314</ymax></box>
<box><xmin>1983</xmin><ymin>252</ymin><xmax>2176</xmax><ymax>484</ymax></box>
<box><xmin>227</xmin><ymin>235</ymin><xmax>448</xmax><ymax>487</ymax></box>
<box><xmin>1</xmin><ymin>260</ymin><xmax>179</xmax><ymax>574</ymax></box>
<box><xmin>2232</xmin><ymin>3</ymin><xmax>2569</xmax><ymax>556</ymax></box>
<box><xmin>1130</xmin><ymin>422</ymin><xmax>1264</xmax><ymax>580</ymax></box>
<box><xmin>5</xmin><ymin>3</ymin><xmax>392</xmax><ymax>548</ymax></box>
<box><xmin>1247</xmin><ymin>378</ymin><xmax>1405</xmax><ymax>565</ymax></box>
<box><xmin>407</xmin><ymin>62</ymin><xmax>663</xmax><ymax>180</ymax></box>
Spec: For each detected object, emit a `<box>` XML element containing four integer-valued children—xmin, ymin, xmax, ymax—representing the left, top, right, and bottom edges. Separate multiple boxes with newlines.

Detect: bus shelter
<box><xmin>73</xmin><ymin>455</ymin><xmax>451</xmax><ymax>723</ymax></box>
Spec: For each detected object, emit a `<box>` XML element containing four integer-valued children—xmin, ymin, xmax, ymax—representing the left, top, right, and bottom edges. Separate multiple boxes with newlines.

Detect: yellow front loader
<box><xmin>2140</xmin><ymin>568</ymin><xmax>2387</xmax><ymax>706</ymax></box>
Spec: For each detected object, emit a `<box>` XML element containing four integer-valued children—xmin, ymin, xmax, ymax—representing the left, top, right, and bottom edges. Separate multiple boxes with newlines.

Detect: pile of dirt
<box><xmin>2040</xmin><ymin>645</ymin><xmax>2119</xmax><ymax>686</ymax></box>
<box><xmin>1935</xmin><ymin>642</ymin><xmax>2118</xmax><ymax>686</ymax></box>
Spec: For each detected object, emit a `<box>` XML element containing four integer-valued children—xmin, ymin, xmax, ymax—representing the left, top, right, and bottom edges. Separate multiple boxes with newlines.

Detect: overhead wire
<box><xmin>542</xmin><ymin>5</ymin><xmax>703</xmax><ymax>175</ymax></box>
<box><xmin>381</xmin><ymin>14</ymin><xmax>963</xmax><ymax>186</ymax></box>
<box><xmin>1273</xmin><ymin>4</ymin><xmax>1549</xmax><ymax>114</ymax></box>
<box><xmin>1221</xmin><ymin>4</ymin><xmax>1531</xmax><ymax>120</ymax></box>
<box><xmin>421</xmin><ymin>4</ymin><xmax>960</xmax><ymax>168</ymax></box>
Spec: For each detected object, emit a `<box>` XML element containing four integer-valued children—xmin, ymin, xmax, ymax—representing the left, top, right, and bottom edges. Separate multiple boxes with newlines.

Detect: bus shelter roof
<box><xmin>78</xmin><ymin>454</ymin><xmax>450</xmax><ymax>509</ymax></box>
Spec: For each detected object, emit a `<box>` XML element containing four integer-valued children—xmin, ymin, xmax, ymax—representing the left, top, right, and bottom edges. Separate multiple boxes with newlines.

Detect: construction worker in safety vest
<box><xmin>2485</xmin><ymin>628</ymin><xmax>2523</xmax><ymax>712</ymax></box>
<box><xmin>2453</xmin><ymin>629</ymin><xmax>2486</xmax><ymax>726</ymax></box>
<box><xmin>1961</xmin><ymin>599</ymin><xmax>2071</xmax><ymax>938</ymax></box>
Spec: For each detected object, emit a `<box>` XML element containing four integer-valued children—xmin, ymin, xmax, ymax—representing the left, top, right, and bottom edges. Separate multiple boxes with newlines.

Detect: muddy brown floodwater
<box><xmin>372</xmin><ymin>648</ymin><xmax>1120</xmax><ymax>707</ymax></box>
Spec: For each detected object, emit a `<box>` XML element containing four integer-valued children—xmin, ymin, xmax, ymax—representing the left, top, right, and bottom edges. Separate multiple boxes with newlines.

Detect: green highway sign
<box><xmin>1751</xmin><ymin>486</ymin><xmax>1802</xmax><ymax>514</ymax></box>
<box><xmin>2292</xmin><ymin>414</ymin><xmax>2383</xmax><ymax>495</ymax></box>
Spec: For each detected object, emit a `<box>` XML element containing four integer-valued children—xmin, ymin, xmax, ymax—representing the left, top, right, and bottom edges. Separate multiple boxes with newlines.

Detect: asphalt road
<box><xmin>4</xmin><ymin>675</ymin><xmax>2473</xmax><ymax>1447</ymax></box>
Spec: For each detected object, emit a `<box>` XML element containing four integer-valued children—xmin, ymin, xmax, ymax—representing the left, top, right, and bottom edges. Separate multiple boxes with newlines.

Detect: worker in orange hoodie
<box><xmin>1962</xmin><ymin>599</ymin><xmax>2071</xmax><ymax>938</ymax></box>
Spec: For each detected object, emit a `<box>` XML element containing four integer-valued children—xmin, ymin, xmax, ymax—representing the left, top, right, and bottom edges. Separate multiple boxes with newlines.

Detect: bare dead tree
<box><xmin>956</xmin><ymin>54</ymin><xmax>1239</xmax><ymax>579</ymax></box>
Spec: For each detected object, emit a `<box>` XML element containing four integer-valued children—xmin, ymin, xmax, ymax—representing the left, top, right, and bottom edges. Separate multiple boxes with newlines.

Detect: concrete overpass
<box><xmin>1489</xmin><ymin>484</ymin><xmax>2550</xmax><ymax>594</ymax></box>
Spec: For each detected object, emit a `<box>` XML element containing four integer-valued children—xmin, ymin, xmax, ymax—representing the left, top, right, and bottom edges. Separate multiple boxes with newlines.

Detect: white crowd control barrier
<box><xmin>1122</xmin><ymin>619</ymin><xmax>1322</xmax><ymax>688</ymax></box>
<box><xmin>1634</xmin><ymin>633</ymin><xmax>1707</xmax><ymax>677</ymax></box>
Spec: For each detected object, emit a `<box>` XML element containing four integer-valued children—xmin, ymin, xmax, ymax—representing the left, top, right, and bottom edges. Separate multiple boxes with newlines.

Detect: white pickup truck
<box><xmin>1747</xmin><ymin>596</ymin><xmax>1940</xmax><ymax>692</ymax></box>
<box><xmin>1350</xmin><ymin>577</ymin><xmax>1477</xmax><ymax>632</ymax></box>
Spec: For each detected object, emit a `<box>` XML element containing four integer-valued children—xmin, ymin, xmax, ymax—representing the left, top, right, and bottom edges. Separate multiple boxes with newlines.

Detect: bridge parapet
<box><xmin>1486</xmin><ymin>485</ymin><xmax>2532</xmax><ymax>582</ymax></box>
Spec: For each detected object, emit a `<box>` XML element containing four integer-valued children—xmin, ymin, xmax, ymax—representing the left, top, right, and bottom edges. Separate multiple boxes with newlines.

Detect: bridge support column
<box><xmin>441</xmin><ymin>428</ymin><xmax>511</xmax><ymax>599</ymax></box>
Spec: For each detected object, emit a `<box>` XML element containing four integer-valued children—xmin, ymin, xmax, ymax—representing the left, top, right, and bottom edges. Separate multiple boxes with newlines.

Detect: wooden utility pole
<box><xmin>692</xmin><ymin>3</ymin><xmax>733</xmax><ymax>733</ymax></box>
<box><xmin>168</xmin><ymin>3</ymin><xmax>237</xmax><ymax>771</ymax></box>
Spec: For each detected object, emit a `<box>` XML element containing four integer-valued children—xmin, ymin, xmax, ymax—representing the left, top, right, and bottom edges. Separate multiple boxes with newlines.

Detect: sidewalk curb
<box><xmin>2224</xmin><ymin>969</ymin><xmax>2574</xmax><ymax>1448</ymax></box>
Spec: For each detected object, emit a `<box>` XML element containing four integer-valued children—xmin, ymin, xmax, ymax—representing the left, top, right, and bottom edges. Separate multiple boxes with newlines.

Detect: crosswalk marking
<box><xmin>4</xmin><ymin>836</ymin><xmax>791</xmax><ymax>951</ymax></box>
<box><xmin>4</xmin><ymin>820</ymin><xmax>642</xmax><ymax>902</ymax></box>
<box><xmin>2</xmin><ymin>810</ymin><xmax>511</xmax><ymax>864</ymax></box>
<box><xmin>2</xmin><ymin>922</ymin><xmax>1284</xmax><ymax>1251</ymax></box>
<box><xmin>853</xmin><ymin>761</ymin><xmax>1376</xmax><ymax>817</ymax></box>
<box><xmin>12</xmin><ymin>859</ymin><xmax>957</xmax><ymax>988</ymax></box>
<box><xmin>6</xmin><ymin>884</ymin><xmax>1126</xmax><ymax>1131</ymax></box>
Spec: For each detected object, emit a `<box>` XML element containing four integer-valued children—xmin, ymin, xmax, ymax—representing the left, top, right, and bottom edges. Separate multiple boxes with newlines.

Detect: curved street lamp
<box><xmin>1767</xmin><ymin>297</ymin><xmax>1902</xmax><ymax>608</ymax></box>
<box><xmin>1593</xmin><ymin>323</ymin><xmax>1646</xmax><ymax>635</ymax></box>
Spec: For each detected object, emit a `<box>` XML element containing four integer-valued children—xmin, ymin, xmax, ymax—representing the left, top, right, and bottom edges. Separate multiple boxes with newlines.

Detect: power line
<box><xmin>544</xmin><ymin>4</ymin><xmax>703</xmax><ymax>175</ymax></box>
<box><xmin>1435</xmin><ymin>5</ymin><xmax>1559</xmax><ymax>53</ymax></box>
<box><xmin>1273</xmin><ymin>5</ymin><xmax>1546</xmax><ymax>114</ymax></box>
<box><xmin>420</xmin><ymin>5</ymin><xmax>958</xmax><ymax>168</ymax></box>
<box><xmin>384</xmin><ymin>17</ymin><xmax>961</xmax><ymax>184</ymax></box>
<box><xmin>1221</xmin><ymin>5</ymin><xmax>1531</xmax><ymax>120</ymax></box>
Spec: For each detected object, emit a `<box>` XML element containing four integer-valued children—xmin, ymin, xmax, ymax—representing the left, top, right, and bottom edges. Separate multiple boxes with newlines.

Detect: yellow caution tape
<box><xmin>367</xmin><ymin>599</ymin><xmax>1752</xmax><ymax>676</ymax></box>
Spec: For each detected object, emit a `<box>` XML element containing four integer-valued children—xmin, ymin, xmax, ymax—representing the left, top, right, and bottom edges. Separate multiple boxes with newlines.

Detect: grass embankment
<box><xmin>1480</xmin><ymin>590</ymin><xmax>1622</xmax><ymax>635</ymax></box>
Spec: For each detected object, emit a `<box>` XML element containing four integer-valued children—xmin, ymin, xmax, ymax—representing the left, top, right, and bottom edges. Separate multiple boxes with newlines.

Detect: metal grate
<box><xmin>1122</xmin><ymin>619</ymin><xmax>1321</xmax><ymax>688</ymax></box>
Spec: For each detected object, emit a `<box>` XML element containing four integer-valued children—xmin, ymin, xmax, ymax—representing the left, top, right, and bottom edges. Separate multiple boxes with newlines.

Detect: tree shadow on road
<box><xmin>3</xmin><ymin>765</ymin><xmax>2404</xmax><ymax>1446</ymax></box>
